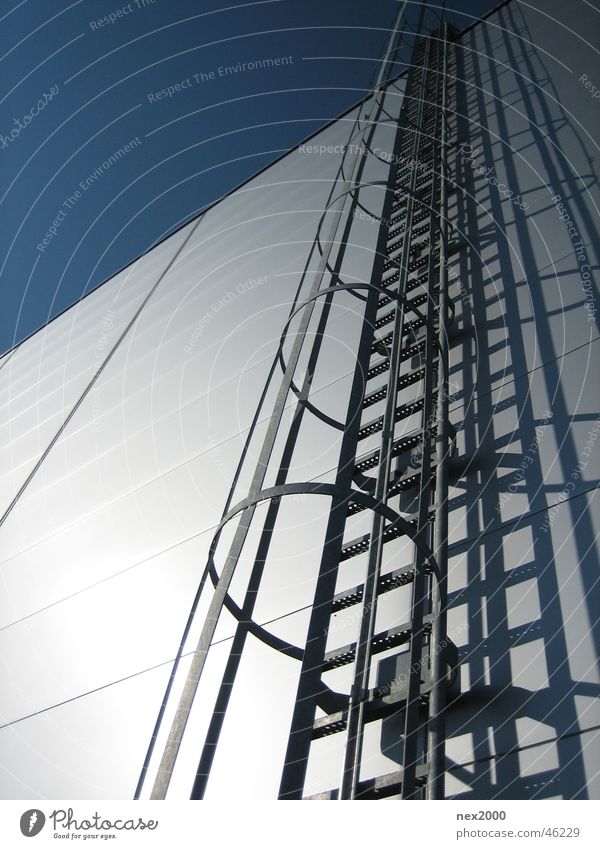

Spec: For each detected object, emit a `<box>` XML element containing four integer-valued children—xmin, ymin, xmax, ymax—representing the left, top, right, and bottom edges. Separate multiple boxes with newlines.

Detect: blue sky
<box><xmin>0</xmin><ymin>0</ymin><xmax>497</xmax><ymax>353</ymax></box>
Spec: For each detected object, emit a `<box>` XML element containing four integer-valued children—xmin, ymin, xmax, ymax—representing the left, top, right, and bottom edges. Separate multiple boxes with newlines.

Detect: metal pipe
<box><xmin>426</xmin><ymin>21</ymin><xmax>450</xmax><ymax>801</ymax></box>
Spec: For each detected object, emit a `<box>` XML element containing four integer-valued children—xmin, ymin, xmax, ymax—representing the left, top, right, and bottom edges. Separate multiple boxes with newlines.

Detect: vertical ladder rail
<box><xmin>339</xmin><ymin>39</ymin><xmax>432</xmax><ymax>801</ymax></box>
<box><xmin>400</xmin><ymin>29</ymin><xmax>445</xmax><ymax>800</ymax></box>
<box><xmin>426</xmin><ymin>20</ymin><xmax>451</xmax><ymax>801</ymax></box>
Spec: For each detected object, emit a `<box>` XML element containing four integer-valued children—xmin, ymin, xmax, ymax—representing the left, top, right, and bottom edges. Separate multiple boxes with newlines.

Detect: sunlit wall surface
<box><xmin>1</xmin><ymin>0</ymin><xmax>599</xmax><ymax>800</ymax></box>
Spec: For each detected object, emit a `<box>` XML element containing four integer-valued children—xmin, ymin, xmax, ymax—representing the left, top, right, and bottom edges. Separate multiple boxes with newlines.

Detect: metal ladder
<box><xmin>280</xmin><ymin>24</ymin><xmax>459</xmax><ymax>801</ymax></box>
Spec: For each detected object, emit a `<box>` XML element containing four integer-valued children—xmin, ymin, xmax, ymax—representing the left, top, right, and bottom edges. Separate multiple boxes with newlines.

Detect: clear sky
<box><xmin>0</xmin><ymin>0</ymin><xmax>500</xmax><ymax>354</ymax></box>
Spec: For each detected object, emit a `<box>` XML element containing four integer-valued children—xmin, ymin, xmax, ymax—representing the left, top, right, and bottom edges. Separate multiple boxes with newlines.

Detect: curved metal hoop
<box><xmin>277</xmin><ymin>280</ymin><xmax>425</xmax><ymax>430</ymax></box>
<box><xmin>315</xmin><ymin>177</ymin><xmax>391</xmax><ymax>305</ymax></box>
<box><xmin>205</xmin><ymin>481</ymin><xmax>440</xmax><ymax>660</ymax></box>
<box><xmin>315</xmin><ymin>230</ymin><xmax>368</xmax><ymax>304</ymax></box>
<box><xmin>332</xmin><ymin>176</ymin><xmax>390</xmax><ymax>226</ymax></box>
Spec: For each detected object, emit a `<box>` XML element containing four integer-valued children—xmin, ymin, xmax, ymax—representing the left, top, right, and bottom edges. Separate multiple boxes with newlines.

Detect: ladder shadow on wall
<box><xmin>440</xmin><ymin>6</ymin><xmax>599</xmax><ymax>800</ymax></box>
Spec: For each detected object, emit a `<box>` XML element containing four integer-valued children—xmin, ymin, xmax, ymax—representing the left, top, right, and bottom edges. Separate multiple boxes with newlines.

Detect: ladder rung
<box><xmin>356</xmin><ymin>765</ymin><xmax>428</xmax><ymax>799</ymax></box>
<box><xmin>377</xmin><ymin>273</ymin><xmax>431</xmax><ymax>308</ymax></box>
<box><xmin>312</xmin><ymin>682</ymin><xmax>430</xmax><ymax>740</ymax></box>
<box><xmin>323</xmin><ymin>617</ymin><xmax>431</xmax><ymax>671</ymax></box>
<box><xmin>367</xmin><ymin>358</ymin><xmax>392</xmax><ymax>381</ymax></box>
<box><xmin>303</xmin><ymin>765</ymin><xmax>429</xmax><ymax>800</ymax></box>
<box><xmin>375</xmin><ymin>269</ymin><xmax>439</xmax><ymax>313</ymax></box>
<box><xmin>383</xmin><ymin>253</ymin><xmax>430</xmax><ymax>275</ymax></box>
<box><xmin>358</xmin><ymin>394</ymin><xmax>426</xmax><ymax>442</ymax></box>
<box><xmin>340</xmin><ymin>504</ymin><xmax>435</xmax><ymax>561</ymax></box>
<box><xmin>331</xmin><ymin>562</ymin><xmax>418</xmax><ymax>613</ymax></box>
<box><xmin>361</xmin><ymin>367</ymin><xmax>425</xmax><ymax>410</ymax></box>
<box><xmin>353</xmin><ymin>428</ymin><xmax>423</xmax><ymax>473</ymax></box>
<box><xmin>374</xmin><ymin>295</ymin><xmax>432</xmax><ymax>331</ymax></box>
<box><xmin>373</xmin><ymin>312</ymin><xmax>426</xmax><ymax>343</ymax></box>
<box><xmin>369</xmin><ymin>328</ymin><xmax>425</xmax><ymax>357</ymax></box>
<box><xmin>387</xmin><ymin>468</ymin><xmax>422</xmax><ymax>496</ymax></box>
<box><xmin>387</xmin><ymin>219</ymin><xmax>430</xmax><ymax>244</ymax></box>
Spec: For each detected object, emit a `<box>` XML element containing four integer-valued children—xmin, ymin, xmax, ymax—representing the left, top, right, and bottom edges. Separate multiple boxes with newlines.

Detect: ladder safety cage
<box><xmin>139</xmin><ymin>12</ymin><xmax>460</xmax><ymax>803</ymax></box>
